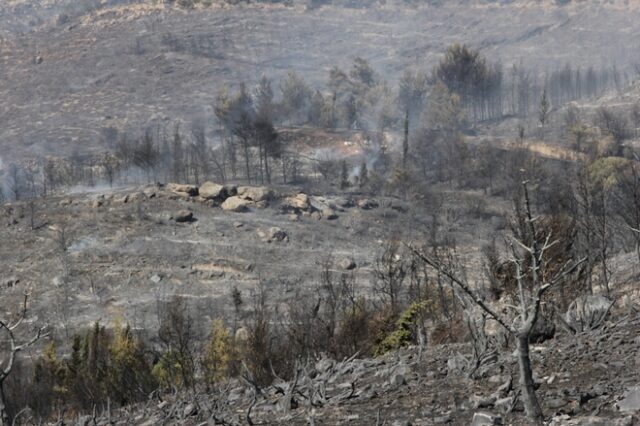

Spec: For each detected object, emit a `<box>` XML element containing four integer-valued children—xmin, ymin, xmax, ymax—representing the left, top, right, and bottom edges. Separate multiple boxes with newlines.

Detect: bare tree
<box><xmin>373</xmin><ymin>241</ymin><xmax>408</xmax><ymax>313</ymax></box>
<box><xmin>632</xmin><ymin>102</ymin><xmax>640</xmax><ymax>139</ymax></box>
<box><xmin>0</xmin><ymin>293</ymin><xmax>48</xmax><ymax>425</ymax></box>
<box><xmin>408</xmin><ymin>181</ymin><xmax>585</xmax><ymax>424</ymax></box>
<box><xmin>538</xmin><ymin>89</ymin><xmax>550</xmax><ymax>140</ymax></box>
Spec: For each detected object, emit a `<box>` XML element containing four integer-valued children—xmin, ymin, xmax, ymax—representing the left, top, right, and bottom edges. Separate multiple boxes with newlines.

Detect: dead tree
<box><xmin>408</xmin><ymin>181</ymin><xmax>585</xmax><ymax>424</ymax></box>
<box><xmin>0</xmin><ymin>293</ymin><xmax>48</xmax><ymax>425</ymax></box>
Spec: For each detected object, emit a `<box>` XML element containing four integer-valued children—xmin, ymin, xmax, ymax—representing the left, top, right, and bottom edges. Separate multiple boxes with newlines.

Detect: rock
<box><xmin>199</xmin><ymin>182</ymin><xmax>228</xmax><ymax>200</ymax></box>
<box><xmin>357</xmin><ymin>198</ymin><xmax>379</xmax><ymax>210</ymax></box>
<box><xmin>390</xmin><ymin>373</ymin><xmax>406</xmax><ymax>386</ymax></box>
<box><xmin>143</xmin><ymin>188</ymin><xmax>157</xmax><ymax>198</ymax></box>
<box><xmin>321</xmin><ymin>207</ymin><xmax>338</xmax><ymax>220</ymax></box>
<box><xmin>237</xmin><ymin>186</ymin><xmax>274</xmax><ymax>202</ymax></box>
<box><xmin>470</xmin><ymin>394</ymin><xmax>496</xmax><ymax>409</ymax></box>
<box><xmin>221</xmin><ymin>196</ymin><xmax>252</xmax><ymax>212</ymax></box>
<box><xmin>545</xmin><ymin>397</ymin><xmax>568</xmax><ymax>410</ymax></box>
<box><xmin>488</xmin><ymin>374</ymin><xmax>507</xmax><ymax>384</ymax></box>
<box><xmin>115</xmin><ymin>194</ymin><xmax>129</xmax><ymax>204</ymax></box>
<box><xmin>335</xmin><ymin>197</ymin><xmax>355</xmax><ymax>208</ymax></box>
<box><xmin>617</xmin><ymin>386</ymin><xmax>640</xmax><ymax>413</ymax></box>
<box><xmin>529</xmin><ymin>314</ymin><xmax>556</xmax><ymax>343</ymax></box>
<box><xmin>338</xmin><ymin>258</ymin><xmax>357</xmax><ymax>270</ymax></box>
<box><xmin>150</xmin><ymin>274</ymin><xmax>162</xmax><ymax>284</ymax></box>
<box><xmin>494</xmin><ymin>396</ymin><xmax>514</xmax><ymax>413</ymax></box>
<box><xmin>309</xmin><ymin>197</ymin><xmax>339</xmax><ymax>219</ymax></box>
<box><xmin>128</xmin><ymin>192</ymin><xmax>146</xmax><ymax>202</ymax></box>
<box><xmin>564</xmin><ymin>295</ymin><xmax>614</xmax><ymax>332</ymax></box>
<box><xmin>235</xmin><ymin>327</ymin><xmax>249</xmax><ymax>342</ymax></box>
<box><xmin>258</xmin><ymin>227</ymin><xmax>288</xmax><ymax>243</ymax></box>
<box><xmin>233</xmin><ymin>221</ymin><xmax>244</xmax><ymax>228</ymax></box>
<box><xmin>283</xmin><ymin>193</ymin><xmax>311</xmax><ymax>211</ymax></box>
<box><xmin>433</xmin><ymin>413</ymin><xmax>451</xmax><ymax>424</ymax></box>
<box><xmin>183</xmin><ymin>403</ymin><xmax>196</xmax><ymax>417</ymax></box>
<box><xmin>166</xmin><ymin>183</ymin><xmax>199</xmax><ymax>197</ymax></box>
<box><xmin>173</xmin><ymin>210</ymin><xmax>194</xmax><ymax>223</ymax></box>
<box><xmin>471</xmin><ymin>412</ymin><xmax>502</xmax><ymax>426</ymax></box>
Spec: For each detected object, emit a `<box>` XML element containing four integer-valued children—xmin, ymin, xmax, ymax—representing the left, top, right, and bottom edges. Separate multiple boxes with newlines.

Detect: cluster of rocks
<box><xmin>166</xmin><ymin>181</ymin><xmax>274</xmax><ymax>213</ymax></box>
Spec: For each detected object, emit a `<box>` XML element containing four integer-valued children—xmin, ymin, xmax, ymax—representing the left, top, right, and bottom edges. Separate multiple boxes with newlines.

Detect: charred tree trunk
<box><xmin>517</xmin><ymin>334</ymin><xmax>543</xmax><ymax>424</ymax></box>
<box><xmin>0</xmin><ymin>384</ymin><xmax>8</xmax><ymax>426</ymax></box>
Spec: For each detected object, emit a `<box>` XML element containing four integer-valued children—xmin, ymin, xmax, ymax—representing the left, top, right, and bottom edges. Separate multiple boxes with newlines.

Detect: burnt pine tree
<box><xmin>0</xmin><ymin>293</ymin><xmax>48</xmax><ymax>425</ymax></box>
<box><xmin>538</xmin><ymin>89</ymin><xmax>550</xmax><ymax>140</ymax></box>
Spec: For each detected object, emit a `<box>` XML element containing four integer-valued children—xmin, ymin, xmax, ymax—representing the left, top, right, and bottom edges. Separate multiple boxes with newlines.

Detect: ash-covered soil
<box><xmin>0</xmin><ymin>181</ymin><xmax>503</xmax><ymax>336</ymax></box>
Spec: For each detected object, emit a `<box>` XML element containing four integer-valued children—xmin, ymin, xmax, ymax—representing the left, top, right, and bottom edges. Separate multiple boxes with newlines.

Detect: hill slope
<box><xmin>1</xmin><ymin>1</ymin><xmax>640</xmax><ymax>161</ymax></box>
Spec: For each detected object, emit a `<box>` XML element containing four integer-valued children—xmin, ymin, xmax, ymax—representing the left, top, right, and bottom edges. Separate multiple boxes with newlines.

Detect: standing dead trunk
<box><xmin>242</xmin><ymin>138</ymin><xmax>251</xmax><ymax>184</ymax></box>
<box><xmin>408</xmin><ymin>180</ymin><xmax>585</xmax><ymax>425</ymax></box>
<box><xmin>517</xmin><ymin>334</ymin><xmax>543</xmax><ymax>424</ymax></box>
<box><xmin>0</xmin><ymin>385</ymin><xmax>8</xmax><ymax>426</ymax></box>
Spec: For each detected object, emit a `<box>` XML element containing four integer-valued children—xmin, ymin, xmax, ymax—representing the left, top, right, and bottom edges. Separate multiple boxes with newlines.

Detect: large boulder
<box><xmin>221</xmin><ymin>196</ymin><xmax>252</xmax><ymax>212</ymax></box>
<box><xmin>199</xmin><ymin>182</ymin><xmax>228</xmax><ymax>200</ymax></box>
<box><xmin>564</xmin><ymin>295</ymin><xmax>614</xmax><ymax>332</ymax></box>
<box><xmin>167</xmin><ymin>183</ymin><xmax>198</xmax><ymax>197</ymax></box>
<box><xmin>283</xmin><ymin>193</ymin><xmax>311</xmax><ymax>211</ymax></box>
<box><xmin>237</xmin><ymin>186</ymin><xmax>274</xmax><ymax>202</ymax></box>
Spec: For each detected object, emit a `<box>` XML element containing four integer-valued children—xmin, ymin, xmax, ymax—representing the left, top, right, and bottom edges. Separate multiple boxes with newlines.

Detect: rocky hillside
<box><xmin>16</xmin><ymin>312</ymin><xmax>639</xmax><ymax>425</ymax></box>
